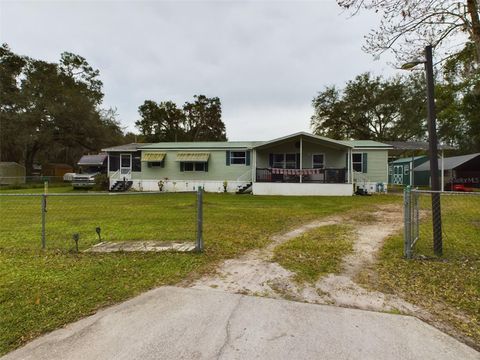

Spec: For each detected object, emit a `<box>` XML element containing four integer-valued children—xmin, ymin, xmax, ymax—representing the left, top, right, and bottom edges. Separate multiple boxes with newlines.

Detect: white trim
<box><xmin>229</xmin><ymin>150</ymin><xmax>247</xmax><ymax>166</ymax></box>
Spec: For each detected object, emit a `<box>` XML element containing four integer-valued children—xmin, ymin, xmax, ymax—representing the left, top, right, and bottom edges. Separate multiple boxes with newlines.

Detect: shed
<box><xmin>42</xmin><ymin>163</ymin><xmax>74</xmax><ymax>178</ymax></box>
<box><xmin>414</xmin><ymin>153</ymin><xmax>480</xmax><ymax>189</ymax></box>
<box><xmin>0</xmin><ymin>162</ymin><xmax>26</xmax><ymax>185</ymax></box>
<box><xmin>388</xmin><ymin>156</ymin><xmax>429</xmax><ymax>186</ymax></box>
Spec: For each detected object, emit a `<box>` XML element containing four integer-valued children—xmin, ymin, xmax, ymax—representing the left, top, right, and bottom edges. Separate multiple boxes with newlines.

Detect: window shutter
<box><xmin>345</xmin><ymin>153</ymin><xmax>348</xmax><ymax>168</ymax></box>
<box><xmin>269</xmin><ymin>153</ymin><xmax>274</xmax><ymax>167</ymax></box>
<box><xmin>204</xmin><ymin>162</ymin><xmax>208</xmax><ymax>172</ymax></box>
<box><xmin>226</xmin><ymin>151</ymin><xmax>231</xmax><ymax>166</ymax></box>
<box><xmin>180</xmin><ymin>162</ymin><xmax>184</xmax><ymax>172</ymax></box>
<box><xmin>362</xmin><ymin>153</ymin><xmax>368</xmax><ymax>173</ymax></box>
<box><xmin>161</xmin><ymin>160</ymin><xmax>165</xmax><ymax>168</ymax></box>
<box><xmin>246</xmin><ymin>151</ymin><xmax>251</xmax><ymax>166</ymax></box>
<box><xmin>296</xmin><ymin>153</ymin><xmax>300</xmax><ymax>168</ymax></box>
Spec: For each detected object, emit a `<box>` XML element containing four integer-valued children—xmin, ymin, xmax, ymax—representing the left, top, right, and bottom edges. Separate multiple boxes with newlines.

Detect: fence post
<box><xmin>196</xmin><ymin>186</ymin><xmax>203</xmax><ymax>252</ymax></box>
<box><xmin>403</xmin><ymin>186</ymin><xmax>411</xmax><ymax>259</ymax></box>
<box><xmin>41</xmin><ymin>181</ymin><xmax>48</xmax><ymax>249</ymax></box>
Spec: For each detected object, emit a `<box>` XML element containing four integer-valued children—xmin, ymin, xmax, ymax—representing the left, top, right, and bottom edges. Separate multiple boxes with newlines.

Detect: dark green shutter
<box><xmin>269</xmin><ymin>153</ymin><xmax>274</xmax><ymax>167</ymax></box>
<box><xmin>345</xmin><ymin>153</ymin><xmax>348</xmax><ymax>168</ymax></box>
<box><xmin>246</xmin><ymin>151</ymin><xmax>251</xmax><ymax>166</ymax></box>
<box><xmin>204</xmin><ymin>162</ymin><xmax>208</xmax><ymax>172</ymax></box>
<box><xmin>226</xmin><ymin>151</ymin><xmax>231</xmax><ymax>166</ymax></box>
<box><xmin>362</xmin><ymin>153</ymin><xmax>368</xmax><ymax>173</ymax></box>
<box><xmin>180</xmin><ymin>162</ymin><xmax>184</xmax><ymax>172</ymax></box>
<box><xmin>296</xmin><ymin>153</ymin><xmax>300</xmax><ymax>168</ymax></box>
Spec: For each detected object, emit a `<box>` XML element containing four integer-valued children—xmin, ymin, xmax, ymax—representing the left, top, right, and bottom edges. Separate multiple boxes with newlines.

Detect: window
<box><xmin>181</xmin><ymin>162</ymin><xmax>207</xmax><ymax>172</ymax></box>
<box><xmin>352</xmin><ymin>153</ymin><xmax>363</xmax><ymax>172</ymax></box>
<box><xmin>312</xmin><ymin>154</ymin><xmax>325</xmax><ymax>169</ymax></box>
<box><xmin>273</xmin><ymin>153</ymin><xmax>285</xmax><ymax>168</ymax></box>
<box><xmin>285</xmin><ymin>154</ymin><xmax>297</xmax><ymax>169</ymax></box>
<box><xmin>109</xmin><ymin>154</ymin><xmax>120</xmax><ymax>171</ymax></box>
<box><xmin>230</xmin><ymin>151</ymin><xmax>246</xmax><ymax>165</ymax></box>
<box><xmin>132</xmin><ymin>152</ymin><xmax>142</xmax><ymax>172</ymax></box>
<box><xmin>148</xmin><ymin>161</ymin><xmax>164</xmax><ymax>168</ymax></box>
<box><xmin>271</xmin><ymin>153</ymin><xmax>298</xmax><ymax>168</ymax></box>
<box><xmin>404</xmin><ymin>165</ymin><xmax>409</xmax><ymax>175</ymax></box>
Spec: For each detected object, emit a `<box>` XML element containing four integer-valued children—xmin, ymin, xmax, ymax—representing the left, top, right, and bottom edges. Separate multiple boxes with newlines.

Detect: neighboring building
<box><xmin>42</xmin><ymin>163</ymin><xmax>74</xmax><ymax>178</ymax></box>
<box><xmin>102</xmin><ymin>132</ymin><xmax>392</xmax><ymax>196</ymax></box>
<box><xmin>0</xmin><ymin>162</ymin><xmax>26</xmax><ymax>185</ymax></box>
<box><xmin>414</xmin><ymin>153</ymin><xmax>480</xmax><ymax>189</ymax></box>
<box><xmin>388</xmin><ymin>156</ymin><xmax>429</xmax><ymax>186</ymax></box>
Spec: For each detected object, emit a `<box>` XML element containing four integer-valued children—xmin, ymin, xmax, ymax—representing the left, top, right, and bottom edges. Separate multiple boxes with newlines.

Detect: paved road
<box><xmin>3</xmin><ymin>287</ymin><xmax>479</xmax><ymax>360</ymax></box>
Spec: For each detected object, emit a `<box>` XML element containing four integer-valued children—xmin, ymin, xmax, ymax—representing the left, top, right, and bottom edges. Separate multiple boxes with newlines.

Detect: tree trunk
<box><xmin>467</xmin><ymin>0</ymin><xmax>480</xmax><ymax>63</ymax></box>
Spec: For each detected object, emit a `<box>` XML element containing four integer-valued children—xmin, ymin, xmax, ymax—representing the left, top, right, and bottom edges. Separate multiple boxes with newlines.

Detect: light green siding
<box><xmin>353</xmin><ymin>149</ymin><xmax>388</xmax><ymax>183</ymax></box>
<box><xmin>132</xmin><ymin>149</ymin><xmax>251</xmax><ymax>181</ymax></box>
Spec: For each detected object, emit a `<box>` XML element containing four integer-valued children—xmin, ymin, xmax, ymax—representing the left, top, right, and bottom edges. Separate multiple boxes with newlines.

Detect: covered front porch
<box><xmin>250</xmin><ymin>132</ymin><xmax>354</xmax><ymax>196</ymax></box>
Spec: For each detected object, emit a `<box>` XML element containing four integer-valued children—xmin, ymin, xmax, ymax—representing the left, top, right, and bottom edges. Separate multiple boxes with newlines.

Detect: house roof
<box><xmin>340</xmin><ymin>140</ymin><xmax>392</xmax><ymax>149</ymax></box>
<box><xmin>414</xmin><ymin>153</ymin><xmax>480</xmax><ymax>171</ymax></box>
<box><xmin>141</xmin><ymin>141</ymin><xmax>262</xmax><ymax>150</ymax></box>
<box><xmin>252</xmin><ymin>132</ymin><xmax>352</xmax><ymax>150</ymax></box>
<box><xmin>102</xmin><ymin>143</ymin><xmax>151</xmax><ymax>152</ymax></box>
<box><xmin>383</xmin><ymin>141</ymin><xmax>455</xmax><ymax>151</ymax></box>
<box><xmin>77</xmin><ymin>154</ymin><xmax>107</xmax><ymax>166</ymax></box>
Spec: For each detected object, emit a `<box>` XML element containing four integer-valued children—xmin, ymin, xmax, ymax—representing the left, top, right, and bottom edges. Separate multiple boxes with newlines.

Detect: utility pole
<box><xmin>424</xmin><ymin>45</ymin><xmax>443</xmax><ymax>256</ymax></box>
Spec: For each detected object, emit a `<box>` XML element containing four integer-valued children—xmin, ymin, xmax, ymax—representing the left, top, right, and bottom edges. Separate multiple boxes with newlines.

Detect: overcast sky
<box><xmin>1</xmin><ymin>0</ymin><xmax>400</xmax><ymax>140</ymax></box>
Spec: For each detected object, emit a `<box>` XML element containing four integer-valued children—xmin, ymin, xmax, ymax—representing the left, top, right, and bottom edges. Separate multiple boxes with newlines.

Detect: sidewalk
<box><xmin>3</xmin><ymin>286</ymin><xmax>478</xmax><ymax>360</ymax></box>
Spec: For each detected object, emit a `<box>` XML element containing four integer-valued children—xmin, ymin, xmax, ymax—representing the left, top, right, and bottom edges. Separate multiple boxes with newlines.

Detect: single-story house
<box><xmin>413</xmin><ymin>153</ymin><xmax>480</xmax><ymax>189</ymax></box>
<box><xmin>0</xmin><ymin>162</ymin><xmax>26</xmax><ymax>185</ymax></box>
<box><xmin>102</xmin><ymin>132</ymin><xmax>392</xmax><ymax>196</ymax></box>
<box><xmin>388</xmin><ymin>156</ymin><xmax>429</xmax><ymax>186</ymax></box>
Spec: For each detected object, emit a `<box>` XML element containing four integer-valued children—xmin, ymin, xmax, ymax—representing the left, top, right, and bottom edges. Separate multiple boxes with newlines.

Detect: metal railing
<box><xmin>404</xmin><ymin>187</ymin><xmax>480</xmax><ymax>258</ymax></box>
<box><xmin>255</xmin><ymin>168</ymin><xmax>347</xmax><ymax>183</ymax></box>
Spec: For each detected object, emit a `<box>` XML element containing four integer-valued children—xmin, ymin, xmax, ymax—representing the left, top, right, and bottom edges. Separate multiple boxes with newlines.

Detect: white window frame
<box><xmin>230</xmin><ymin>151</ymin><xmax>246</xmax><ymax>165</ymax></box>
<box><xmin>312</xmin><ymin>153</ymin><xmax>325</xmax><ymax>169</ymax></box>
<box><xmin>352</xmin><ymin>153</ymin><xmax>364</xmax><ymax>173</ymax></box>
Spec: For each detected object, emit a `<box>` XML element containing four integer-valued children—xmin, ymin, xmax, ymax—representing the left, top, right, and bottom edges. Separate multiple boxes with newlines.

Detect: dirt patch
<box><xmin>188</xmin><ymin>203</ymin><xmax>419</xmax><ymax>314</ymax></box>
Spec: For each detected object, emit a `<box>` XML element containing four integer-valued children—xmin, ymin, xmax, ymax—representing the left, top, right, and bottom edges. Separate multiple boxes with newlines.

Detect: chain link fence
<box><xmin>404</xmin><ymin>188</ymin><xmax>480</xmax><ymax>258</ymax></box>
<box><xmin>0</xmin><ymin>189</ymin><xmax>204</xmax><ymax>253</ymax></box>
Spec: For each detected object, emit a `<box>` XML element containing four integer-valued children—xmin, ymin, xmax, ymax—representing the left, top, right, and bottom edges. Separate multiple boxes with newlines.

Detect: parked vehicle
<box><xmin>445</xmin><ymin>183</ymin><xmax>474</xmax><ymax>192</ymax></box>
<box><xmin>72</xmin><ymin>154</ymin><xmax>107</xmax><ymax>189</ymax></box>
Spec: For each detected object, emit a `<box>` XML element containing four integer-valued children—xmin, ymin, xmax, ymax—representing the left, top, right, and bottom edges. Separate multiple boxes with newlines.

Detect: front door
<box><xmin>120</xmin><ymin>154</ymin><xmax>132</xmax><ymax>181</ymax></box>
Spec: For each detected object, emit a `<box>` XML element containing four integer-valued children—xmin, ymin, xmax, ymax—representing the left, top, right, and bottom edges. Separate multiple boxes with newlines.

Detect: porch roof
<box><xmin>252</xmin><ymin>132</ymin><xmax>352</xmax><ymax>150</ymax></box>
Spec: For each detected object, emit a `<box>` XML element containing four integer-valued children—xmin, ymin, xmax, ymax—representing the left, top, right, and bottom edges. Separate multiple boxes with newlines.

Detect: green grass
<box><xmin>0</xmin><ymin>191</ymin><xmax>400</xmax><ymax>354</ymax></box>
<box><xmin>361</xmin><ymin>193</ymin><xmax>480</xmax><ymax>346</ymax></box>
<box><xmin>273</xmin><ymin>225</ymin><xmax>354</xmax><ymax>283</ymax></box>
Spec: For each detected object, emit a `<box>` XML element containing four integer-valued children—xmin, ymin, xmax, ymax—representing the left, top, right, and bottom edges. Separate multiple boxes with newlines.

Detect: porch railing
<box><xmin>255</xmin><ymin>168</ymin><xmax>347</xmax><ymax>183</ymax></box>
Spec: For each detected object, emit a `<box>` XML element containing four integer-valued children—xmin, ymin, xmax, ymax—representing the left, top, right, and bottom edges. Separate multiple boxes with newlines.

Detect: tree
<box><xmin>311</xmin><ymin>73</ymin><xmax>426</xmax><ymax>141</ymax></box>
<box><xmin>183</xmin><ymin>95</ymin><xmax>226</xmax><ymax>141</ymax></box>
<box><xmin>338</xmin><ymin>0</ymin><xmax>480</xmax><ymax>65</ymax></box>
<box><xmin>0</xmin><ymin>44</ymin><xmax>124</xmax><ymax>174</ymax></box>
<box><xmin>135</xmin><ymin>95</ymin><xmax>227</xmax><ymax>142</ymax></box>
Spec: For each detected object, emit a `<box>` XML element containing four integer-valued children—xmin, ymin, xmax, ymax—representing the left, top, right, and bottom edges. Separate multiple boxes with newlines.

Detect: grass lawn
<box><xmin>360</xmin><ymin>193</ymin><xmax>480</xmax><ymax>347</ymax></box>
<box><xmin>0</xmin><ymin>191</ymin><xmax>400</xmax><ymax>354</ymax></box>
<box><xmin>273</xmin><ymin>225</ymin><xmax>354</xmax><ymax>283</ymax></box>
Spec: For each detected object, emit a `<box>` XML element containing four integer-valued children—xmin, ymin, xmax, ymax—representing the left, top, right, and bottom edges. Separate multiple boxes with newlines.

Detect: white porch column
<box><xmin>299</xmin><ymin>136</ymin><xmax>303</xmax><ymax>183</ymax></box>
<box><xmin>441</xmin><ymin>150</ymin><xmax>444</xmax><ymax>192</ymax></box>
<box><xmin>350</xmin><ymin>148</ymin><xmax>353</xmax><ymax>184</ymax></box>
<box><xmin>252</xmin><ymin>149</ymin><xmax>256</xmax><ymax>183</ymax></box>
<box><xmin>347</xmin><ymin>149</ymin><xmax>350</xmax><ymax>183</ymax></box>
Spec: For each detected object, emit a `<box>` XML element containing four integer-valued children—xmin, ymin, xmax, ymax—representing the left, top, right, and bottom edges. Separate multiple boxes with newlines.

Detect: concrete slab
<box><xmin>2</xmin><ymin>287</ymin><xmax>478</xmax><ymax>360</ymax></box>
<box><xmin>86</xmin><ymin>241</ymin><xmax>196</xmax><ymax>253</ymax></box>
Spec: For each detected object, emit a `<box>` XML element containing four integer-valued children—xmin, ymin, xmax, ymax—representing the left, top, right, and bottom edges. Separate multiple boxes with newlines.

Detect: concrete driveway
<box><xmin>3</xmin><ymin>286</ymin><xmax>479</xmax><ymax>360</ymax></box>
